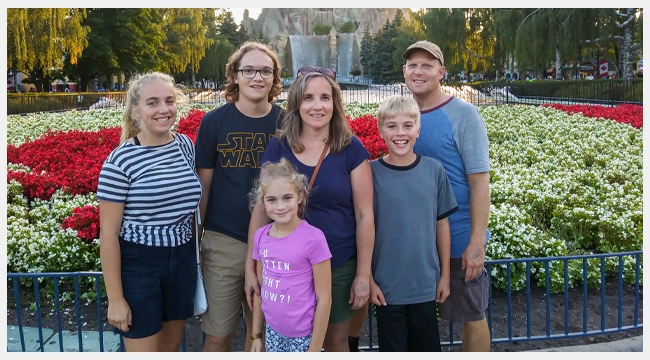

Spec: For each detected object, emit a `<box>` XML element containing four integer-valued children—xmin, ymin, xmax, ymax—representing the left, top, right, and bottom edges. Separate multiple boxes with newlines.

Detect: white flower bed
<box><xmin>6</xmin><ymin>104</ymin><xmax>642</xmax><ymax>294</ymax></box>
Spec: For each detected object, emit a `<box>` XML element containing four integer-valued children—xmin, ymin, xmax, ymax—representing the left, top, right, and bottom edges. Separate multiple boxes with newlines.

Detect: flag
<box><xmin>599</xmin><ymin>59</ymin><xmax>608</xmax><ymax>76</ymax></box>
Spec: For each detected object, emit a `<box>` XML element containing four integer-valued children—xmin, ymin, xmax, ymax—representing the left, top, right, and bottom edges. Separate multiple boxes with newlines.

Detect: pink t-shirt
<box><xmin>252</xmin><ymin>220</ymin><xmax>332</xmax><ymax>337</ymax></box>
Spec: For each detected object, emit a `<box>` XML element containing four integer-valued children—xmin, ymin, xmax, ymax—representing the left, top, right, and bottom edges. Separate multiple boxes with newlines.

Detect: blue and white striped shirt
<box><xmin>97</xmin><ymin>134</ymin><xmax>202</xmax><ymax>247</ymax></box>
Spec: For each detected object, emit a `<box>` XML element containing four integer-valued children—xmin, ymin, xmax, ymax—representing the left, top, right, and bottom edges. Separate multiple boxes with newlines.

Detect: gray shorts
<box><xmin>438</xmin><ymin>257</ymin><xmax>489</xmax><ymax>324</ymax></box>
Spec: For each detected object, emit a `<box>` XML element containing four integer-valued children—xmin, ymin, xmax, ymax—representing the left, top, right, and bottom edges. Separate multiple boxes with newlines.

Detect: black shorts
<box><xmin>375</xmin><ymin>300</ymin><xmax>441</xmax><ymax>352</ymax></box>
<box><xmin>115</xmin><ymin>239</ymin><xmax>196</xmax><ymax>339</ymax></box>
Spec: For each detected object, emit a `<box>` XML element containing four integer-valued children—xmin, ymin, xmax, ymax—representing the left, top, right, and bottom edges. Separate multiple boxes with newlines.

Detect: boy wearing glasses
<box><xmin>195</xmin><ymin>42</ymin><xmax>284</xmax><ymax>352</ymax></box>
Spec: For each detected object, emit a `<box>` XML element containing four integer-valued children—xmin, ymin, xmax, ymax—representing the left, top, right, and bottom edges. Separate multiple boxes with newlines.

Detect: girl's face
<box><xmin>132</xmin><ymin>79</ymin><xmax>177</xmax><ymax>137</ymax></box>
<box><xmin>299</xmin><ymin>76</ymin><xmax>333</xmax><ymax>131</ymax></box>
<box><xmin>263</xmin><ymin>179</ymin><xmax>303</xmax><ymax>227</ymax></box>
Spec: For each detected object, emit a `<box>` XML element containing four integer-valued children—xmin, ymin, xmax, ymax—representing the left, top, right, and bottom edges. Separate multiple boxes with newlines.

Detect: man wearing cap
<box><xmin>402</xmin><ymin>41</ymin><xmax>491</xmax><ymax>352</ymax></box>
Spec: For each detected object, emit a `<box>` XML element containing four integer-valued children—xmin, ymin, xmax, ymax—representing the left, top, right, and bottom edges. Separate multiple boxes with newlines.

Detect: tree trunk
<box><xmin>621</xmin><ymin>9</ymin><xmax>634</xmax><ymax>82</ymax></box>
<box><xmin>555</xmin><ymin>36</ymin><xmax>562</xmax><ymax>80</ymax></box>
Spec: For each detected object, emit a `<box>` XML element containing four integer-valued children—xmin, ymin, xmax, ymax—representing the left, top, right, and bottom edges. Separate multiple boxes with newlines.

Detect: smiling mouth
<box><xmin>154</xmin><ymin>117</ymin><xmax>171</xmax><ymax>123</ymax></box>
<box><xmin>393</xmin><ymin>140</ymin><xmax>408</xmax><ymax>146</ymax></box>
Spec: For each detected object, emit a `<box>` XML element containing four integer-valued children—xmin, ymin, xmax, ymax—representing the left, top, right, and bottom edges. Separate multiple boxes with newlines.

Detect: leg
<box><xmin>347</xmin><ymin>303</ymin><xmax>368</xmax><ymax>351</ymax></box>
<box><xmin>158</xmin><ymin>320</ymin><xmax>187</xmax><ymax>352</ymax></box>
<box><xmin>323</xmin><ymin>320</ymin><xmax>351</xmax><ymax>352</ymax></box>
<box><xmin>324</xmin><ymin>257</ymin><xmax>358</xmax><ymax>352</ymax></box>
<box><xmin>406</xmin><ymin>301</ymin><xmax>441</xmax><ymax>352</ymax></box>
<box><xmin>159</xmin><ymin>240</ymin><xmax>197</xmax><ymax>352</ymax></box>
<box><xmin>123</xmin><ymin>333</ymin><xmax>161</xmax><ymax>352</ymax></box>
<box><xmin>439</xmin><ymin>258</ymin><xmax>490</xmax><ymax>352</ymax></box>
<box><xmin>461</xmin><ymin>318</ymin><xmax>491</xmax><ymax>352</ymax></box>
<box><xmin>200</xmin><ymin>231</ymin><xmax>250</xmax><ymax>351</ymax></box>
<box><xmin>375</xmin><ymin>304</ymin><xmax>408</xmax><ymax>352</ymax></box>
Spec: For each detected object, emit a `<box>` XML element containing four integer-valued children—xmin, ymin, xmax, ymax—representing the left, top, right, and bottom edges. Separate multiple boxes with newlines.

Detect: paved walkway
<box><xmin>527</xmin><ymin>336</ymin><xmax>643</xmax><ymax>352</ymax></box>
<box><xmin>7</xmin><ymin>324</ymin><xmax>642</xmax><ymax>352</ymax></box>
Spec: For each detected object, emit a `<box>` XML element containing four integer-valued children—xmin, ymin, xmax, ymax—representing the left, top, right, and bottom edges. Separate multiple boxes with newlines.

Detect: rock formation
<box><xmin>244</xmin><ymin>8</ymin><xmax>411</xmax><ymax>75</ymax></box>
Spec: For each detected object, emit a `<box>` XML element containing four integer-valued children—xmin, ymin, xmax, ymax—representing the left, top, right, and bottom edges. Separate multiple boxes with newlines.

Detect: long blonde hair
<box><xmin>222</xmin><ymin>41</ymin><xmax>283</xmax><ymax>103</ymax></box>
<box><xmin>120</xmin><ymin>72</ymin><xmax>187</xmax><ymax>143</ymax></box>
<box><xmin>277</xmin><ymin>73</ymin><xmax>352</xmax><ymax>154</ymax></box>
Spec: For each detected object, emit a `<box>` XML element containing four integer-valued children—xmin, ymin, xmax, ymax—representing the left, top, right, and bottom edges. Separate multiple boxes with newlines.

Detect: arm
<box><xmin>307</xmin><ymin>260</ymin><xmax>332</xmax><ymax>352</ymax></box>
<box><xmin>196</xmin><ymin>168</ymin><xmax>214</xmax><ymax>242</ymax></box>
<box><xmin>462</xmin><ymin>171</ymin><xmax>491</xmax><ymax>281</ymax></box>
<box><xmin>245</xmin><ymin>171</ymin><xmax>272</xmax><ymax>311</ymax></box>
<box><xmin>349</xmin><ymin>160</ymin><xmax>375</xmax><ymax>310</ymax></box>
<box><xmin>250</xmin><ymin>260</ymin><xmax>265</xmax><ymax>352</ymax></box>
<box><xmin>436</xmin><ymin>218</ymin><xmax>451</xmax><ymax>303</ymax></box>
<box><xmin>99</xmin><ymin>200</ymin><xmax>131</xmax><ymax>332</ymax></box>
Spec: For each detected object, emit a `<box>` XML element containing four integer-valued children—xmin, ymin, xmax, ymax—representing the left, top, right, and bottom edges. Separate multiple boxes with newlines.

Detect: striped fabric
<box><xmin>97</xmin><ymin>134</ymin><xmax>202</xmax><ymax>247</ymax></box>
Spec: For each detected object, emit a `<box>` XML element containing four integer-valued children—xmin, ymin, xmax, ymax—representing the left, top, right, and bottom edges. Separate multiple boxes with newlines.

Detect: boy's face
<box><xmin>379</xmin><ymin>114</ymin><xmax>420</xmax><ymax>157</ymax></box>
<box><xmin>234</xmin><ymin>49</ymin><xmax>274</xmax><ymax>104</ymax></box>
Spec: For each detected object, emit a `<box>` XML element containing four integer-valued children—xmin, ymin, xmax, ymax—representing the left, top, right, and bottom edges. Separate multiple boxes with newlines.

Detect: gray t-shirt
<box><xmin>370</xmin><ymin>155</ymin><xmax>458</xmax><ymax>305</ymax></box>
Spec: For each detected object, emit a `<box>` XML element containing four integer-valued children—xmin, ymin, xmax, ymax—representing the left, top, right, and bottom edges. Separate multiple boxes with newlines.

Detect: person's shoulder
<box><xmin>419</xmin><ymin>155</ymin><xmax>444</xmax><ymax>168</ymax></box>
<box><xmin>300</xmin><ymin>220</ymin><xmax>326</xmax><ymax>239</ymax></box>
<box><xmin>447</xmin><ymin>96</ymin><xmax>478</xmax><ymax>112</ymax></box>
<box><xmin>204</xmin><ymin>103</ymin><xmax>233</xmax><ymax>119</ymax></box>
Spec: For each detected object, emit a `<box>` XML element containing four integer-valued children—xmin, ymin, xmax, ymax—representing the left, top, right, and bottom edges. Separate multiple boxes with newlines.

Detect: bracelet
<box><xmin>250</xmin><ymin>333</ymin><xmax>263</xmax><ymax>340</ymax></box>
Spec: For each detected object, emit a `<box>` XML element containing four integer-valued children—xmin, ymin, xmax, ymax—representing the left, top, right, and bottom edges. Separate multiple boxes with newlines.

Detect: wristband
<box><xmin>250</xmin><ymin>333</ymin><xmax>263</xmax><ymax>340</ymax></box>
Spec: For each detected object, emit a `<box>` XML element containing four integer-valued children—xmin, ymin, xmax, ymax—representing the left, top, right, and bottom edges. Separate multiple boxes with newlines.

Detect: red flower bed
<box><xmin>349</xmin><ymin>114</ymin><xmax>387</xmax><ymax>160</ymax></box>
<box><xmin>543</xmin><ymin>103</ymin><xmax>643</xmax><ymax>129</ymax></box>
<box><xmin>7</xmin><ymin>127</ymin><xmax>121</xmax><ymax>201</ymax></box>
<box><xmin>175</xmin><ymin>108</ymin><xmax>206</xmax><ymax>143</ymax></box>
<box><xmin>61</xmin><ymin>205</ymin><xmax>101</xmax><ymax>243</ymax></box>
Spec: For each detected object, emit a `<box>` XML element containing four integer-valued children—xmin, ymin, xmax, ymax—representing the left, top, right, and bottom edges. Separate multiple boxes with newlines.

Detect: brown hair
<box><xmin>222</xmin><ymin>41</ymin><xmax>282</xmax><ymax>103</ymax></box>
<box><xmin>120</xmin><ymin>72</ymin><xmax>187</xmax><ymax>143</ymax></box>
<box><xmin>249</xmin><ymin>158</ymin><xmax>309</xmax><ymax>218</ymax></box>
<box><xmin>277</xmin><ymin>73</ymin><xmax>352</xmax><ymax>154</ymax></box>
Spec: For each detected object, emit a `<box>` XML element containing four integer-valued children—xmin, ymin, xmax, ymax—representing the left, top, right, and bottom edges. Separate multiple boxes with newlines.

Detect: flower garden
<box><xmin>6</xmin><ymin>102</ymin><xmax>643</xmax><ymax>299</ymax></box>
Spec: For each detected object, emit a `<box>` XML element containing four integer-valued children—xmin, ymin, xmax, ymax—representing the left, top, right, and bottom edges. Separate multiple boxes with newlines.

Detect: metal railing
<box><xmin>7</xmin><ymin>251</ymin><xmax>642</xmax><ymax>352</ymax></box>
<box><xmin>8</xmin><ymin>80</ymin><xmax>642</xmax><ymax>115</ymax></box>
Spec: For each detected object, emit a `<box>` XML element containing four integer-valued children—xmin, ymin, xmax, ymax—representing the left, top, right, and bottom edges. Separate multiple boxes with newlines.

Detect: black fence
<box><xmin>7</xmin><ymin>79</ymin><xmax>642</xmax><ymax>115</ymax></box>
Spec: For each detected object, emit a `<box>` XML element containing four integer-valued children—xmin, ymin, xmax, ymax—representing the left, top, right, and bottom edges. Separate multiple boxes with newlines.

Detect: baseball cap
<box><xmin>402</xmin><ymin>41</ymin><xmax>444</xmax><ymax>66</ymax></box>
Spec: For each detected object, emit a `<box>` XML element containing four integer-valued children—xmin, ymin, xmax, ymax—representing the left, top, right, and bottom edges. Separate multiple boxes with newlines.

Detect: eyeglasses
<box><xmin>237</xmin><ymin>68</ymin><xmax>275</xmax><ymax>79</ymax></box>
<box><xmin>297</xmin><ymin>67</ymin><xmax>337</xmax><ymax>79</ymax></box>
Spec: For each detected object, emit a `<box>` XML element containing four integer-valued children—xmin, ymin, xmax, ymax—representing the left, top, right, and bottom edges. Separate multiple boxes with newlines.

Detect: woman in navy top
<box><xmin>247</xmin><ymin>69</ymin><xmax>375</xmax><ymax>351</ymax></box>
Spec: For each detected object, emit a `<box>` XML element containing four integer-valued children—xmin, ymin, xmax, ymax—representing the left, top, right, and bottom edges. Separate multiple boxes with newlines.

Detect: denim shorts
<box><xmin>115</xmin><ymin>238</ymin><xmax>196</xmax><ymax>339</ymax></box>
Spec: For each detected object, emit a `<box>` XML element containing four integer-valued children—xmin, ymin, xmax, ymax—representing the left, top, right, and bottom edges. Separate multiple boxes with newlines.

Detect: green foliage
<box><xmin>339</xmin><ymin>20</ymin><xmax>356</xmax><ymax>33</ymax></box>
<box><xmin>313</xmin><ymin>23</ymin><xmax>332</xmax><ymax>36</ymax></box>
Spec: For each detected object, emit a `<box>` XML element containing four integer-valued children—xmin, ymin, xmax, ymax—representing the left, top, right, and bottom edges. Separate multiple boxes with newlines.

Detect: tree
<box><xmin>7</xmin><ymin>8</ymin><xmax>89</xmax><ymax>92</ymax></box>
<box><xmin>161</xmin><ymin>8</ymin><xmax>214</xmax><ymax>87</ymax></box>
<box><xmin>197</xmin><ymin>9</ymin><xmax>234</xmax><ymax>87</ymax></box>
<box><xmin>217</xmin><ymin>10</ymin><xmax>242</xmax><ymax>48</ymax></box>
<box><xmin>313</xmin><ymin>24</ymin><xmax>332</xmax><ymax>35</ymax></box>
<box><xmin>420</xmin><ymin>8</ymin><xmax>496</xmax><ymax>77</ymax></box>
<box><xmin>359</xmin><ymin>24</ymin><xmax>374</xmax><ymax>77</ymax></box>
<box><xmin>392</xmin><ymin>12</ymin><xmax>426</xmax><ymax>74</ymax></box>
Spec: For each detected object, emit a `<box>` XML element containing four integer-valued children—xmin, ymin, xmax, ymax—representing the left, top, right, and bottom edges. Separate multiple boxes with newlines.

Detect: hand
<box><xmin>244</xmin><ymin>265</ymin><xmax>261</xmax><ymax>312</ymax></box>
<box><xmin>436</xmin><ymin>276</ymin><xmax>450</xmax><ymax>303</ymax></box>
<box><xmin>369</xmin><ymin>277</ymin><xmax>386</xmax><ymax>306</ymax></box>
<box><xmin>107</xmin><ymin>297</ymin><xmax>132</xmax><ymax>332</ymax></box>
<box><xmin>461</xmin><ymin>240</ymin><xmax>485</xmax><ymax>282</ymax></box>
<box><xmin>349</xmin><ymin>275</ymin><xmax>370</xmax><ymax>310</ymax></box>
<box><xmin>250</xmin><ymin>339</ymin><xmax>263</xmax><ymax>352</ymax></box>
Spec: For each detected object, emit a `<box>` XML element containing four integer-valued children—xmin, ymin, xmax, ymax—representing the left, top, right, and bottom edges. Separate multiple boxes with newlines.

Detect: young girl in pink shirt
<box><xmin>249</xmin><ymin>158</ymin><xmax>332</xmax><ymax>352</ymax></box>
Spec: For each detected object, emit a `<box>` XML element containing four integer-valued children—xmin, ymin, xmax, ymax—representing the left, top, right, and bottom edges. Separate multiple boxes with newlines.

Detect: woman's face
<box><xmin>299</xmin><ymin>76</ymin><xmax>333</xmax><ymax>132</ymax></box>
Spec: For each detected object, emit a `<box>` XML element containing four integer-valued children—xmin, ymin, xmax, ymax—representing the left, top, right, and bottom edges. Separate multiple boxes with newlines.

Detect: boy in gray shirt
<box><xmin>369</xmin><ymin>95</ymin><xmax>457</xmax><ymax>352</ymax></box>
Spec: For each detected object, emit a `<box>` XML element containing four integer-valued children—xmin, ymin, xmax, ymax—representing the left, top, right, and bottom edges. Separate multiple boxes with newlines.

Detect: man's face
<box><xmin>402</xmin><ymin>50</ymin><xmax>445</xmax><ymax>97</ymax></box>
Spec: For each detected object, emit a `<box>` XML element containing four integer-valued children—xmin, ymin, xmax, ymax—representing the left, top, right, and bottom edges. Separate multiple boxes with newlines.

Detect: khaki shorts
<box><xmin>438</xmin><ymin>257</ymin><xmax>489</xmax><ymax>324</ymax></box>
<box><xmin>200</xmin><ymin>230</ymin><xmax>253</xmax><ymax>337</ymax></box>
